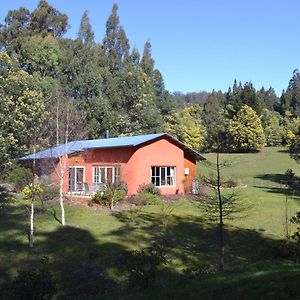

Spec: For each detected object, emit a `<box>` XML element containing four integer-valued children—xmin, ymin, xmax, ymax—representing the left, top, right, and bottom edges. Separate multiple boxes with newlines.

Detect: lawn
<box><xmin>0</xmin><ymin>147</ymin><xmax>299</xmax><ymax>299</ymax></box>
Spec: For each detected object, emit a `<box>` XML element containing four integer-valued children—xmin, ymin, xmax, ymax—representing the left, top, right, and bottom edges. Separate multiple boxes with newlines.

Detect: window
<box><xmin>93</xmin><ymin>166</ymin><xmax>120</xmax><ymax>184</ymax></box>
<box><xmin>151</xmin><ymin>166</ymin><xmax>175</xmax><ymax>187</ymax></box>
<box><xmin>69</xmin><ymin>167</ymin><xmax>85</xmax><ymax>192</ymax></box>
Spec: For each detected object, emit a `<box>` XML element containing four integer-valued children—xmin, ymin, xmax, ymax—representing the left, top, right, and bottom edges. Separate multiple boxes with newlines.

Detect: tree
<box><xmin>30</xmin><ymin>0</ymin><xmax>68</xmax><ymax>38</ymax></box>
<box><xmin>78</xmin><ymin>10</ymin><xmax>94</xmax><ymax>44</ymax></box>
<box><xmin>51</xmin><ymin>96</ymin><xmax>86</xmax><ymax>225</ymax></box>
<box><xmin>228</xmin><ymin>105</ymin><xmax>265</xmax><ymax>152</ymax></box>
<box><xmin>202</xmin><ymin>91</ymin><xmax>227</xmax><ymax>151</ymax></box>
<box><xmin>0</xmin><ymin>7</ymin><xmax>31</xmax><ymax>54</ymax></box>
<box><xmin>141</xmin><ymin>40</ymin><xmax>154</xmax><ymax>77</ymax></box>
<box><xmin>19</xmin><ymin>34</ymin><xmax>60</xmax><ymax>77</ymax></box>
<box><xmin>165</xmin><ymin>105</ymin><xmax>205</xmax><ymax>150</ymax></box>
<box><xmin>103</xmin><ymin>4</ymin><xmax>129</xmax><ymax>72</ymax></box>
<box><xmin>0</xmin><ymin>52</ymin><xmax>47</xmax><ymax>172</ymax></box>
<box><xmin>199</xmin><ymin>152</ymin><xmax>248</xmax><ymax>271</ymax></box>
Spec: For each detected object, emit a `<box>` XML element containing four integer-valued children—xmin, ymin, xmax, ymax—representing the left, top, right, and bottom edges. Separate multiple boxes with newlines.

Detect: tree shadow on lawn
<box><xmin>0</xmin><ymin>201</ymin><xmax>297</xmax><ymax>299</ymax></box>
<box><xmin>254</xmin><ymin>173</ymin><xmax>300</xmax><ymax>201</ymax></box>
<box><xmin>110</xmin><ymin>209</ymin><xmax>284</xmax><ymax>270</ymax></box>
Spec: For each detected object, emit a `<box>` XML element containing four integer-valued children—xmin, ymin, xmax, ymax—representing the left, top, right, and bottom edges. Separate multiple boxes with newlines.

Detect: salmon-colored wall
<box><xmin>47</xmin><ymin>138</ymin><xmax>197</xmax><ymax>195</ymax></box>
<box><xmin>125</xmin><ymin>139</ymin><xmax>185</xmax><ymax>195</ymax></box>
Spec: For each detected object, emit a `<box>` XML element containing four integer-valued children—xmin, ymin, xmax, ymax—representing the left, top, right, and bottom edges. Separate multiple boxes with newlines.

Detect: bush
<box><xmin>12</xmin><ymin>257</ymin><xmax>56</xmax><ymax>300</ymax></box>
<box><xmin>137</xmin><ymin>183</ymin><xmax>160</xmax><ymax>195</ymax></box>
<box><xmin>113</xmin><ymin>189</ymin><xmax>126</xmax><ymax>202</ymax></box>
<box><xmin>22</xmin><ymin>184</ymin><xmax>44</xmax><ymax>201</ymax></box>
<box><xmin>112</xmin><ymin>181</ymin><xmax>128</xmax><ymax>194</ymax></box>
<box><xmin>122</xmin><ymin>244</ymin><xmax>168</xmax><ymax>289</ymax></box>
<box><xmin>41</xmin><ymin>184</ymin><xmax>59</xmax><ymax>202</ymax></box>
<box><xmin>137</xmin><ymin>192</ymin><xmax>161</xmax><ymax>205</ymax></box>
<box><xmin>4</xmin><ymin>166</ymin><xmax>32</xmax><ymax>192</ymax></box>
<box><xmin>91</xmin><ymin>188</ymin><xmax>126</xmax><ymax>208</ymax></box>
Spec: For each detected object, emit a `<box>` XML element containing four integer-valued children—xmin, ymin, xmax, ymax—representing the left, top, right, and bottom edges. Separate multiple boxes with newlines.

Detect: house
<box><xmin>20</xmin><ymin>133</ymin><xmax>206</xmax><ymax>195</ymax></box>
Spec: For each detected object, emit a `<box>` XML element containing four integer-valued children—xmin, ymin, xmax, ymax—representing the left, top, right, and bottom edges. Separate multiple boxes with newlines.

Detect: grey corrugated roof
<box><xmin>19</xmin><ymin>133</ymin><xmax>206</xmax><ymax>161</ymax></box>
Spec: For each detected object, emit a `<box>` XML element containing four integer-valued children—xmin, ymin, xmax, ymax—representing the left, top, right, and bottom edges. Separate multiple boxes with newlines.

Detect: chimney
<box><xmin>105</xmin><ymin>130</ymin><xmax>110</xmax><ymax>139</ymax></box>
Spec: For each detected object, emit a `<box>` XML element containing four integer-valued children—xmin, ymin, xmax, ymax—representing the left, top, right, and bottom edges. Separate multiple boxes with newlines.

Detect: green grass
<box><xmin>0</xmin><ymin>147</ymin><xmax>300</xmax><ymax>299</ymax></box>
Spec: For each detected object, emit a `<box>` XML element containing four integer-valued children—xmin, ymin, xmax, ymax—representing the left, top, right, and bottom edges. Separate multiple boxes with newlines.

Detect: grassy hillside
<box><xmin>0</xmin><ymin>147</ymin><xmax>299</xmax><ymax>299</ymax></box>
<box><xmin>198</xmin><ymin>147</ymin><xmax>300</xmax><ymax>238</ymax></box>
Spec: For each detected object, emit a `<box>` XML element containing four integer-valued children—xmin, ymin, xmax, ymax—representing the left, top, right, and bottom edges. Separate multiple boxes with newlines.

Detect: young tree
<box><xmin>200</xmin><ymin>152</ymin><xmax>249</xmax><ymax>271</ymax></box>
<box><xmin>51</xmin><ymin>96</ymin><xmax>86</xmax><ymax>225</ymax></box>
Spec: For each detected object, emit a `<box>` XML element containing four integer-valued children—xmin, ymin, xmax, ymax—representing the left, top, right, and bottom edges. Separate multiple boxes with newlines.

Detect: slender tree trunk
<box><xmin>29</xmin><ymin>146</ymin><xmax>36</xmax><ymax>248</ymax></box>
<box><xmin>59</xmin><ymin>168</ymin><xmax>66</xmax><ymax>226</ymax></box>
<box><xmin>216</xmin><ymin>150</ymin><xmax>224</xmax><ymax>271</ymax></box>
<box><xmin>29</xmin><ymin>201</ymin><xmax>34</xmax><ymax>248</ymax></box>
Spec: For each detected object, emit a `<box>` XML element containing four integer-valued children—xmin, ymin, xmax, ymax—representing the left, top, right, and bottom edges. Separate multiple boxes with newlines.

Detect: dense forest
<box><xmin>1</xmin><ymin>0</ymin><xmax>300</xmax><ymax>174</ymax></box>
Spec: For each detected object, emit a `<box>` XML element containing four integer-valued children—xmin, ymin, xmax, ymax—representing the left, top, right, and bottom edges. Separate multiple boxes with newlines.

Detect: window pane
<box><xmin>151</xmin><ymin>176</ymin><xmax>156</xmax><ymax>185</ymax></box>
<box><xmin>100</xmin><ymin>168</ymin><xmax>105</xmax><ymax>183</ymax></box>
<box><xmin>155</xmin><ymin>167</ymin><xmax>159</xmax><ymax>176</ymax></box>
<box><xmin>155</xmin><ymin>177</ymin><xmax>160</xmax><ymax>186</ymax></box>
<box><xmin>167</xmin><ymin>167</ymin><xmax>170</xmax><ymax>176</ymax></box>
<box><xmin>152</xmin><ymin>167</ymin><xmax>155</xmax><ymax>176</ymax></box>
<box><xmin>160</xmin><ymin>168</ymin><xmax>165</xmax><ymax>185</ymax></box>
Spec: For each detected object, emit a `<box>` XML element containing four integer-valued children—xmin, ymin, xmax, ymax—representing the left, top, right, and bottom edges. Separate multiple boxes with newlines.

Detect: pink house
<box><xmin>20</xmin><ymin>133</ymin><xmax>205</xmax><ymax>195</ymax></box>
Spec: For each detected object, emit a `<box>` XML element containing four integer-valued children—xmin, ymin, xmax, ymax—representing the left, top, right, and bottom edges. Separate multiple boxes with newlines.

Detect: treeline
<box><xmin>1</xmin><ymin>0</ymin><xmax>300</xmax><ymax>173</ymax></box>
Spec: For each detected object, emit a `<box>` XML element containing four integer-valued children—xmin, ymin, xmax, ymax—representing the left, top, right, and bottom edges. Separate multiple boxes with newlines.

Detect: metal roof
<box><xmin>19</xmin><ymin>133</ymin><xmax>206</xmax><ymax>161</ymax></box>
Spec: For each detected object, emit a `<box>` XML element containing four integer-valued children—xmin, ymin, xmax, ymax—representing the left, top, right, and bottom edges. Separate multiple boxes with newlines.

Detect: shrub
<box><xmin>137</xmin><ymin>192</ymin><xmax>161</xmax><ymax>205</ymax></box>
<box><xmin>4</xmin><ymin>166</ymin><xmax>32</xmax><ymax>192</ymax></box>
<box><xmin>12</xmin><ymin>257</ymin><xmax>56</xmax><ymax>300</ymax></box>
<box><xmin>113</xmin><ymin>189</ymin><xmax>126</xmax><ymax>202</ymax></box>
<box><xmin>122</xmin><ymin>244</ymin><xmax>168</xmax><ymax>289</ymax></box>
<box><xmin>285</xmin><ymin>169</ymin><xmax>296</xmax><ymax>188</ymax></box>
<box><xmin>137</xmin><ymin>183</ymin><xmax>160</xmax><ymax>195</ymax></box>
<box><xmin>41</xmin><ymin>184</ymin><xmax>59</xmax><ymax>202</ymax></box>
<box><xmin>22</xmin><ymin>184</ymin><xmax>44</xmax><ymax>201</ymax></box>
<box><xmin>91</xmin><ymin>188</ymin><xmax>126</xmax><ymax>209</ymax></box>
<box><xmin>112</xmin><ymin>181</ymin><xmax>128</xmax><ymax>194</ymax></box>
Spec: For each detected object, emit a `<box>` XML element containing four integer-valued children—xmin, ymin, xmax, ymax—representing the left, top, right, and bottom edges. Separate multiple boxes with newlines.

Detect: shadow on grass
<box><xmin>0</xmin><ymin>200</ymin><xmax>298</xmax><ymax>299</ymax></box>
<box><xmin>254</xmin><ymin>173</ymin><xmax>300</xmax><ymax>201</ymax></box>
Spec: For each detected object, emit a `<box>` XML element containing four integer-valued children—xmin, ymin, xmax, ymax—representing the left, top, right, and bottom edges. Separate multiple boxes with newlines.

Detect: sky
<box><xmin>1</xmin><ymin>0</ymin><xmax>300</xmax><ymax>96</ymax></box>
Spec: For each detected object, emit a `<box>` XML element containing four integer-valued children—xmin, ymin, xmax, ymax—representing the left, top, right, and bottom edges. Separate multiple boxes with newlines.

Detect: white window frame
<box><xmin>92</xmin><ymin>166</ymin><xmax>120</xmax><ymax>184</ymax></box>
<box><xmin>151</xmin><ymin>166</ymin><xmax>176</xmax><ymax>187</ymax></box>
<box><xmin>69</xmin><ymin>166</ymin><xmax>85</xmax><ymax>192</ymax></box>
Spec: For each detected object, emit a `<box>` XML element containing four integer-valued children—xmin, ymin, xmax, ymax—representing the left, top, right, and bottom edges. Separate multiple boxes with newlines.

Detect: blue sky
<box><xmin>1</xmin><ymin>0</ymin><xmax>299</xmax><ymax>96</ymax></box>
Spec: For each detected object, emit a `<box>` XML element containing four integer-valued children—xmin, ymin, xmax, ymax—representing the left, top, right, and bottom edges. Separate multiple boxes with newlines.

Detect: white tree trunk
<box><xmin>59</xmin><ymin>174</ymin><xmax>65</xmax><ymax>226</ymax></box>
<box><xmin>29</xmin><ymin>201</ymin><xmax>34</xmax><ymax>248</ymax></box>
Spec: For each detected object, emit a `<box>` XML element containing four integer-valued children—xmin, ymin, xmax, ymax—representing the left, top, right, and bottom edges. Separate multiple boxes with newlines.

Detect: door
<box><xmin>69</xmin><ymin>167</ymin><xmax>84</xmax><ymax>192</ymax></box>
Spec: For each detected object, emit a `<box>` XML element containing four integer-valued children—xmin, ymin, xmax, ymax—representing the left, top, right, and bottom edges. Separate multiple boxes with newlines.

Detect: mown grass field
<box><xmin>0</xmin><ymin>147</ymin><xmax>300</xmax><ymax>299</ymax></box>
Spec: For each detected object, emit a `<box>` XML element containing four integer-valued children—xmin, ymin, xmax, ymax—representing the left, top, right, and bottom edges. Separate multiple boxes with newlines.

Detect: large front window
<box><xmin>151</xmin><ymin>166</ymin><xmax>175</xmax><ymax>187</ymax></box>
<box><xmin>93</xmin><ymin>166</ymin><xmax>120</xmax><ymax>185</ymax></box>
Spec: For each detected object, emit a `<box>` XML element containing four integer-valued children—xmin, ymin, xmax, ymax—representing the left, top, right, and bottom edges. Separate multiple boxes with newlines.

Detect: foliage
<box><xmin>122</xmin><ymin>244</ymin><xmax>168</xmax><ymax>289</ymax></box>
<box><xmin>91</xmin><ymin>187</ymin><xmax>126</xmax><ymax>208</ymax></box>
<box><xmin>137</xmin><ymin>192</ymin><xmax>161</xmax><ymax>205</ymax></box>
<box><xmin>290</xmin><ymin>211</ymin><xmax>300</xmax><ymax>244</ymax></box>
<box><xmin>41</xmin><ymin>184</ymin><xmax>59</xmax><ymax>202</ymax></box>
<box><xmin>228</xmin><ymin>105</ymin><xmax>265</xmax><ymax>151</ymax></box>
<box><xmin>22</xmin><ymin>183</ymin><xmax>44</xmax><ymax>201</ymax></box>
<box><xmin>137</xmin><ymin>183</ymin><xmax>160</xmax><ymax>195</ymax></box>
<box><xmin>290</xmin><ymin>139</ymin><xmax>300</xmax><ymax>164</ymax></box>
<box><xmin>11</xmin><ymin>257</ymin><xmax>57</xmax><ymax>300</ymax></box>
<box><xmin>165</xmin><ymin>105</ymin><xmax>205</xmax><ymax>150</ymax></box>
<box><xmin>112</xmin><ymin>189</ymin><xmax>126</xmax><ymax>202</ymax></box>
<box><xmin>4</xmin><ymin>165</ymin><xmax>32</xmax><ymax>192</ymax></box>
<box><xmin>0</xmin><ymin>53</ymin><xmax>47</xmax><ymax>170</ymax></box>
<box><xmin>111</xmin><ymin>181</ymin><xmax>128</xmax><ymax>194</ymax></box>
